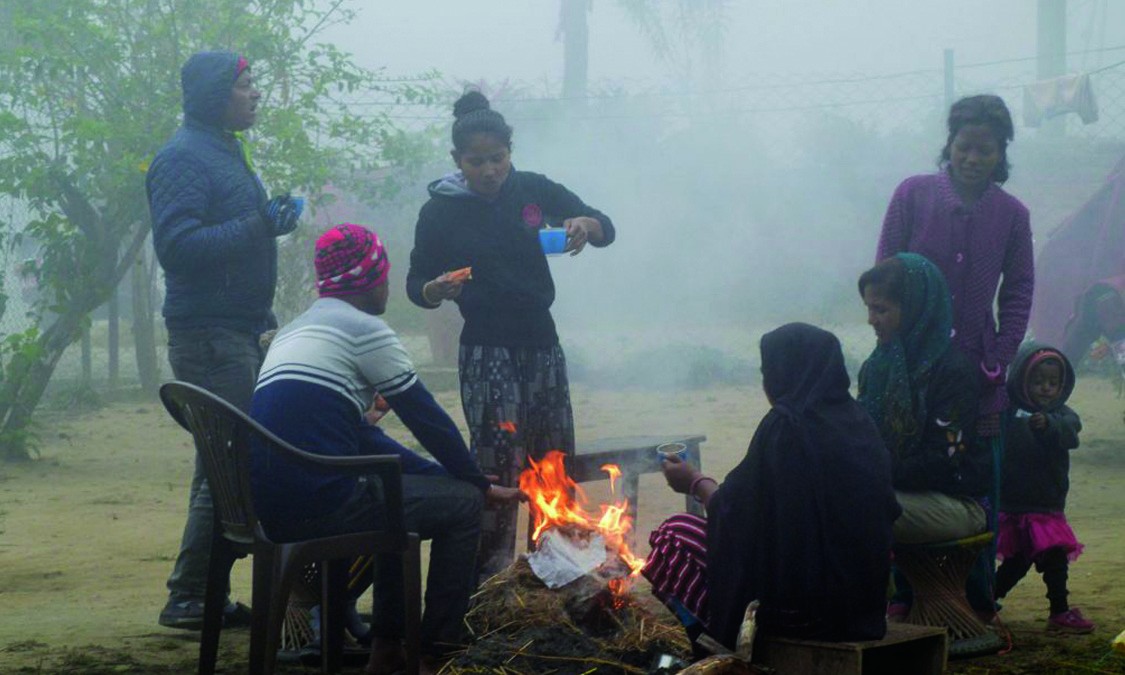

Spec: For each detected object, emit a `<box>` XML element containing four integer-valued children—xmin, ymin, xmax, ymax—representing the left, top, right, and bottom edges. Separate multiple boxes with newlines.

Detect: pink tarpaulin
<box><xmin>1032</xmin><ymin>153</ymin><xmax>1125</xmax><ymax>358</ymax></box>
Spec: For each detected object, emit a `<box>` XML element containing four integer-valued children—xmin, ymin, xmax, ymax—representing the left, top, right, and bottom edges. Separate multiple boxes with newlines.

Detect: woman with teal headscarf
<box><xmin>857</xmin><ymin>253</ymin><xmax>992</xmax><ymax>545</ymax></box>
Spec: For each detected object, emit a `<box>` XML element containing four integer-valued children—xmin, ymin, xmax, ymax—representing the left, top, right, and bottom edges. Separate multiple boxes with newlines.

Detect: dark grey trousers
<box><xmin>165</xmin><ymin>326</ymin><xmax>264</xmax><ymax>602</ymax></box>
<box><xmin>267</xmin><ymin>474</ymin><xmax>484</xmax><ymax>656</ymax></box>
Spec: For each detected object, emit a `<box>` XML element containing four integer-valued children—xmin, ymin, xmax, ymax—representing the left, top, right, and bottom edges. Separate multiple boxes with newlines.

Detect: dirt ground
<box><xmin>2</xmin><ymin>357</ymin><xmax>1125</xmax><ymax>673</ymax></box>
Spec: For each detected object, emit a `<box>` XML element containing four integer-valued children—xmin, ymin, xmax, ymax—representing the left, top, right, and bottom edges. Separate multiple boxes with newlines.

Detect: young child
<box><xmin>995</xmin><ymin>343</ymin><xmax>1094</xmax><ymax>633</ymax></box>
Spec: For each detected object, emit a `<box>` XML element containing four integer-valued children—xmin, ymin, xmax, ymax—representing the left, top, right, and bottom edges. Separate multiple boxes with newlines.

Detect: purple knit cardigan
<box><xmin>876</xmin><ymin>171</ymin><xmax>1035</xmax><ymax>415</ymax></box>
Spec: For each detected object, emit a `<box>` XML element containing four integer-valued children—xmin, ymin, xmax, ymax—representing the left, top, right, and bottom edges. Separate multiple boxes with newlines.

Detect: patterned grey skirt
<box><xmin>458</xmin><ymin>343</ymin><xmax>575</xmax><ymax>581</ymax></box>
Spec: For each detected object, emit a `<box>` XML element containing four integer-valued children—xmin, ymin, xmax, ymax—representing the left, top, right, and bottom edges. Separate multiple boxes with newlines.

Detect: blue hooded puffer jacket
<box><xmin>146</xmin><ymin>50</ymin><xmax>276</xmax><ymax>335</ymax></box>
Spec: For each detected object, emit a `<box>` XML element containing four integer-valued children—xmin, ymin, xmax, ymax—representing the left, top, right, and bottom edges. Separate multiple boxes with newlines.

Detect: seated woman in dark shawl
<box><xmin>643</xmin><ymin>323</ymin><xmax>900</xmax><ymax>651</ymax></box>
<box><xmin>857</xmin><ymin>253</ymin><xmax>992</xmax><ymax>545</ymax></box>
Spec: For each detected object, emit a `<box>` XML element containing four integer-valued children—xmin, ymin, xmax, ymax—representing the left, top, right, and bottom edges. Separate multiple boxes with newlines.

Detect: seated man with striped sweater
<box><xmin>250</xmin><ymin>223</ymin><xmax>520</xmax><ymax>674</ymax></box>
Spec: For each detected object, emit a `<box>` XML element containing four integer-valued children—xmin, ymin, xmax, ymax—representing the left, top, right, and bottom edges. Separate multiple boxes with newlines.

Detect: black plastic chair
<box><xmin>159</xmin><ymin>381</ymin><xmax>421</xmax><ymax>675</ymax></box>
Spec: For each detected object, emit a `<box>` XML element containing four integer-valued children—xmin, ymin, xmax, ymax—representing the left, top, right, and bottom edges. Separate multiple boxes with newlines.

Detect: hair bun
<box><xmin>453</xmin><ymin>90</ymin><xmax>491</xmax><ymax>120</ymax></box>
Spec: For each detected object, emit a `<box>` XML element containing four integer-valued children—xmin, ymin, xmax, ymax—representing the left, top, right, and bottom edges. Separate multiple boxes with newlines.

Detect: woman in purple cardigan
<box><xmin>876</xmin><ymin>95</ymin><xmax>1034</xmax><ymax>436</ymax></box>
<box><xmin>877</xmin><ymin>95</ymin><xmax>1033</xmax><ymax>622</ymax></box>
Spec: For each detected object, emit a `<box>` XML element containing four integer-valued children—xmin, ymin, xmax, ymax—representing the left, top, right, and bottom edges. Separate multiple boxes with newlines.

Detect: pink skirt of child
<box><xmin>996</xmin><ymin>511</ymin><xmax>1084</xmax><ymax>562</ymax></box>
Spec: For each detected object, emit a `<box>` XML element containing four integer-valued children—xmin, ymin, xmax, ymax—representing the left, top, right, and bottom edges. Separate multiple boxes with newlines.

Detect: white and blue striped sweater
<box><xmin>250</xmin><ymin>297</ymin><xmax>488</xmax><ymax>525</ymax></box>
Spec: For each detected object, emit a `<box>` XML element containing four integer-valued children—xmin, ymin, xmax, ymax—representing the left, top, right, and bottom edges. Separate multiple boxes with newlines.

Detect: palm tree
<box><xmin>557</xmin><ymin>0</ymin><xmax>730</xmax><ymax>99</ymax></box>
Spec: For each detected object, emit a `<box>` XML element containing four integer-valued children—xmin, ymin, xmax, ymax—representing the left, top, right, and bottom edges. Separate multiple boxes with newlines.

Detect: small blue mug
<box><xmin>538</xmin><ymin>227</ymin><xmax>567</xmax><ymax>256</ymax></box>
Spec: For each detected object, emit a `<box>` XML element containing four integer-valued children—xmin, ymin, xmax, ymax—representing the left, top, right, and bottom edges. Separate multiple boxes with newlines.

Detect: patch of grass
<box><xmin>50</xmin><ymin>646</ymin><xmax>179</xmax><ymax>674</ymax></box>
<box><xmin>1073</xmin><ymin>439</ymin><xmax>1125</xmax><ymax>470</ymax></box>
<box><xmin>42</xmin><ymin>384</ymin><xmax>103</xmax><ymax>413</ymax></box>
<box><xmin>2</xmin><ymin>640</ymin><xmax>48</xmax><ymax>653</ymax></box>
<box><xmin>415</xmin><ymin>366</ymin><xmax>460</xmax><ymax>392</ymax></box>
<box><xmin>948</xmin><ymin>629</ymin><xmax>1121</xmax><ymax>675</ymax></box>
<box><xmin>573</xmin><ymin>343</ymin><xmax>757</xmax><ymax>390</ymax></box>
<box><xmin>87</xmin><ymin>496</ymin><xmax>135</xmax><ymax>506</ymax></box>
<box><xmin>136</xmin><ymin>554</ymin><xmax>176</xmax><ymax>563</ymax></box>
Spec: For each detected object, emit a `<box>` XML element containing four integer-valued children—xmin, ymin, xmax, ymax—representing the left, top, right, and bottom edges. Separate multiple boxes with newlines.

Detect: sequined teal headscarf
<box><xmin>857</xmin><ymin>253</ymin><xmax>953</xmax><ymax>457</ymax></box>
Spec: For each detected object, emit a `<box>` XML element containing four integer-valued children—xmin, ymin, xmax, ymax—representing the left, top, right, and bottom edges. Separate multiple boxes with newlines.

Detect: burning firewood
<box><xmin>443</xmin><ymin>451</ymin><xmax>691</xmax><ymax>673</ymax></box>
<box><xmin>446</xmin><ymin>558</ymin><xmax>689</xmax><ymax>674</ymax></box>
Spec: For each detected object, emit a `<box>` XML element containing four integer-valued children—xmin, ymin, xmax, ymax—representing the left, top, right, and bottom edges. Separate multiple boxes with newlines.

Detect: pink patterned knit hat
<box><xmin>314</xmin><ymin>224</ymin><xmax>390</xmax><ymax>297</ymax></box>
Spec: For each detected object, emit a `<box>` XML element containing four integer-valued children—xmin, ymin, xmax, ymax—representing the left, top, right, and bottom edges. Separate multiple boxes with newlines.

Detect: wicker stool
<box><xmin>893</xmin><ymin>532</ymin><xmax>1004</xmax><ymax>658</ymax></box>
<box><xmin>279</xmin><ymin>556</ymin><xmax>375</xmax><ymax>660</ymax></box>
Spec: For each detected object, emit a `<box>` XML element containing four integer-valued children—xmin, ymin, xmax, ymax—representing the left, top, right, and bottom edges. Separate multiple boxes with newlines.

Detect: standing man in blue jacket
<box><xmin>146</xmin><ymin>50</ymin><xmax>303</xmax><ymax>630</ymax></box>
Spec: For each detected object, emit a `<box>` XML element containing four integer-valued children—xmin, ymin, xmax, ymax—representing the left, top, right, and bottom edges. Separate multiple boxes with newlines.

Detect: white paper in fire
<box><xmin>526</xmin><ymin>529</ymin><xmax>609</xmax><ymax>589</ymax></box>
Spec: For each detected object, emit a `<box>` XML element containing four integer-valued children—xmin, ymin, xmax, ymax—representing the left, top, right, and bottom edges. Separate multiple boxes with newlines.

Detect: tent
<box><xmin>1031</xmin><ymin>153</ymin><xmax>1125</xmax><ymax>361</ymax></box>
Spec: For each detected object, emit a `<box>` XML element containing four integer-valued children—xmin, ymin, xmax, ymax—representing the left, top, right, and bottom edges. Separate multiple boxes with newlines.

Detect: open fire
<box><xmin>518</xmin><ymin>450</ymin><xmax>646</xmax><ymax>599</ymax></box>
<box><xmin>448</xmin><ymin>448</ymin><xmax>689</xmax><ymax>670</ymax></box>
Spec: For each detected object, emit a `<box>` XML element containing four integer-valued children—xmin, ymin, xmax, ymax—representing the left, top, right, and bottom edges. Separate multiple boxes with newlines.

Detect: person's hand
<box><xmin>562</xmin><ymin>216</ymin><xmax>602</xmax><ymax>256</ymax></box>
<box><xmin>980</xmin><ymin>360</ymin><xmax>1005</xmax><ymax>386</ymax></box>
<box><xmin>1029</xmin><ymin>412</ymin><xmax>1048</xmax><ymax>430</ymax></box>
<box><xmin>486</xmin><ymin>484</ymin><xmax>526</xmax><ymax>504</ymax></box>
<box><xmin>661</xmin><ymin>454</ymin><xmax>701</xmax><ymax>495</ymax></box>
<box><xmin>364</xmin><ymin>394</ymin><xmax>389</xmax><ymax>425</ymax></box>
<box><xmin>263</xmin><ymin>194</ymin><xmax>304</xmax><ymax>236</ymax></box>
<box><xmin>422</xmin><ymin>272</ymin><xmax>466</xmax><ymax>305</ymax></box>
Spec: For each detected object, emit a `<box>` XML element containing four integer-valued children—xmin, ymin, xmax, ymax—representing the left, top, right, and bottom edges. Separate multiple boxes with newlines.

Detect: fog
<box><xmin>328</xmin><ymin>2</ymin><xmax>1059</xmax><ymax>84</ymax></box>
<box><xmin>308</xmin><ymin>2</ymin><xmax>1125</xmax><ymax>377</ymax></box>
<box><xmin>9</xmin><ymin>1</ymin><xmax>1124</xmax><ymax>384</ymax></box>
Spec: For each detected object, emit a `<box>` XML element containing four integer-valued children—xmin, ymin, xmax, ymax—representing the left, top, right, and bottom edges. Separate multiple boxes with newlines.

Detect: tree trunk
<box><xmin>560</xmin><ymin>0</ymin><xmax>590</xmax><ymax>102</ymax></box>
<box><xmin>81</xmin><ymin>327</ymin><xmax>92</xmax><ymax>386</ymax></box>
<box><xmin>0</xmin><ymin>306</ymin><xmax>87</xmax><ymax>460</ymax></box>
<box><xmin>131</xmin><ymin>247</ymin><xmax>160</xmax><ymax>396</ymax></box>
<box><xmin>0</xmin><ymin>219</ymin><xmax>150</xmax><ymax>461</ymax></box>
<box><xmin>107</xmin><ymin>284</ymin><xmax>119</xmax><ymax>388</ymax></box>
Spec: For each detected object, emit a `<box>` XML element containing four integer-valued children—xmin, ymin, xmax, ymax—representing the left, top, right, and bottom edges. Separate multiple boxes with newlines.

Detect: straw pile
<box><xmin>444</xmin><ymin>558</ymin><xmax>691</xmax><ymax>674</ymax></box>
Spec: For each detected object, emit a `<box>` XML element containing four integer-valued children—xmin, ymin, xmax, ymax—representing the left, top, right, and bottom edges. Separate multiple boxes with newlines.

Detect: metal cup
<box><xmin>656</xmin><ymin>442</ymin><xmax>688</xmax><ymax>463</ymax></box>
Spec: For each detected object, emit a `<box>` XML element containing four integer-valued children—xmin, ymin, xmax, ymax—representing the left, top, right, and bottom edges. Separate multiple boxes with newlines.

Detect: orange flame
<box><xmin>519</xmin><ymin>451</ymin><xmax>645</xmax><ymax>594</ymax></box>
<box><xmin>601</xmin><ymin>463</ymin><xmax>621</xmax><ymax>493</ymax></box>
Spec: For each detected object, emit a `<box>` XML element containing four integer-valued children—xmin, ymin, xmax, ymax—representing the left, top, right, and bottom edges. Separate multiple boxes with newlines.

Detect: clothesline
<box><xmin>1089</xmin><ymin>58</ymin><xmax>1125</xmax><ymax>76</ymax></box>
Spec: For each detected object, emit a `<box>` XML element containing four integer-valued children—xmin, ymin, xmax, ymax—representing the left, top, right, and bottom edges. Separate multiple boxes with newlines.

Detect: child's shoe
<box><xmin>1047</xmin><ymin>608</ymin><xmax>1095</xmax><ymax>634</ymax></box>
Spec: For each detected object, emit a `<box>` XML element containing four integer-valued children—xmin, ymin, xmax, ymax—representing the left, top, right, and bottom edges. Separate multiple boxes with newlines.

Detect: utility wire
<box><xmin>957</xmin><ymin>42</ymin><xmax>1125</xmax><ymax>69</ymax></box>
<box><xmin>335</xmin><ymin>91</ymin><xmax>946</xmax><ymax>123</ymax></box>
<box><xmin>335</xmin><ymin>44</ymin><xmax>1125</xmax><ymax>109</ymax></box>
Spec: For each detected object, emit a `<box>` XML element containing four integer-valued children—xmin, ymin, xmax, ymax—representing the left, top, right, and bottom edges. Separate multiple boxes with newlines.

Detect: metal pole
<box><xmin>944</xmin><ymin>48</ymin><xmax>955</xmax><ymax>111</ymax></box>
<box><xmin>1037</xmin><ymin>0</ymin><xmax>1068</xmax><ymax>136</ymax></box>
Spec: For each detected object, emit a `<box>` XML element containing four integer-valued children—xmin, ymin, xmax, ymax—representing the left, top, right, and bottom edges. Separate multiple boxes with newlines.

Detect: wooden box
<box><xmin>752</xmin><ymin>622</ymin><xmax>947</xmax><ymax>675</ymax></box>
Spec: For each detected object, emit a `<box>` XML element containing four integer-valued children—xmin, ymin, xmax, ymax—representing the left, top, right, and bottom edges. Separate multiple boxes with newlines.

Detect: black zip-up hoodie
<box><xmin>406</xmin><ymin>169</ymin><xmax>614</xmax><ymax>347</ymax></box>
<box><xmin>999</xmin><ymin>343</ymin><xmax>1081</xmax><ymax>513</ymax></box>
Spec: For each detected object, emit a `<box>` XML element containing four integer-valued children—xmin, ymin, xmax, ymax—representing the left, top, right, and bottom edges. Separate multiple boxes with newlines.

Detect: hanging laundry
<box><xmin>1022</xmin><ymin>72</ymin><xmax>1099</xmax><ymax>127</ymax></box>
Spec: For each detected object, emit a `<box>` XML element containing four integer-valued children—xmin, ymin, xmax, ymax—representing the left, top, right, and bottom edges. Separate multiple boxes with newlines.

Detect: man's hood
<box><xmin>181</xmin><ymin>51</ymin><xmax>240</xmax><ymax>128</ymax></box>
<box><xmin>1006</xmin><ymin>341</ymin><xmax>1076</xmax><ymax>412</ymax></box>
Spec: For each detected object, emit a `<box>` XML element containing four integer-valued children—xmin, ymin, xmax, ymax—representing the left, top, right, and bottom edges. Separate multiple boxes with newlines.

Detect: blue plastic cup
<box><xmin>656</xmin><ymin>442</ymin><xmax>689</xmax><ymax>463</ymax></box>
<box><xmin>538</xmin><ymin>228</ymin><xmax>567</xmax><ymax>256</ymax></box>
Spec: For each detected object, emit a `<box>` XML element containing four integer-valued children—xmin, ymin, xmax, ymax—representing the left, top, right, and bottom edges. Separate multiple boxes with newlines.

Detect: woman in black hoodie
<box><xmin>406</xmin><ymin>91</ymin><xmax>615</xmax><ymax>579</ymax></box>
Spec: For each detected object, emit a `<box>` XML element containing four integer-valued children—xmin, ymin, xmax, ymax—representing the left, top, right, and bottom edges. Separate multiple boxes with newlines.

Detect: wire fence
<box><xmin>340</xmin><ymin>45</ymin><xmax>1125</xmax><ymax>143</ymax></box>
<box><xmin>6</xmin><ymin>47</ymin><xmax>1125</xmax><ymax>388</ymax></box>
<box><xmin>0</xmin><ymin>196</ymin><xmax>36</xmax><ymax>339</ymax></box>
